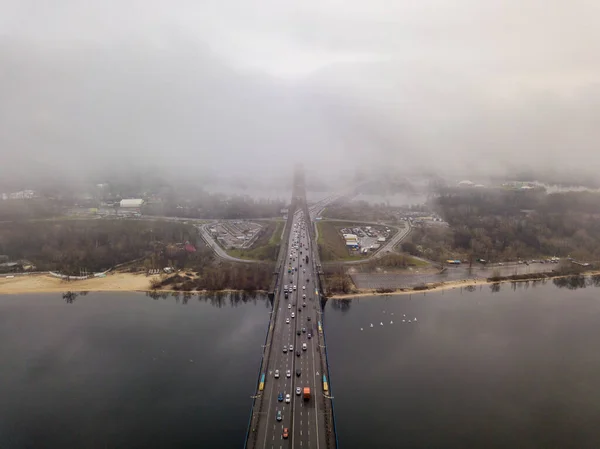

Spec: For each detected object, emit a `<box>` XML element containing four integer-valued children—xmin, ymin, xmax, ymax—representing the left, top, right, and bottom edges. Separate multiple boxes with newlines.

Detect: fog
<box><xmin>2</xmin><ymin>0</ymin><xmax>600</xmax><ymax>187</ymax></box>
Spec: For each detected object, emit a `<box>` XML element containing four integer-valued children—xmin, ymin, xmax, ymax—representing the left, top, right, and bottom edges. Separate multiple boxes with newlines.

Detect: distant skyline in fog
<box><xmin>2</xmin><ymin>0</ymin><xmax>600</xmax><ymax>185</ymax></box>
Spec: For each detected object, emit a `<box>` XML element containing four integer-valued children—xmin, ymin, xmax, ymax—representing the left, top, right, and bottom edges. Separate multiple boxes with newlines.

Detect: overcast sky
<box><xmin>2</xmin><ymin>0</ymin><xmax>600</xmax><ymax>184</ymax></box>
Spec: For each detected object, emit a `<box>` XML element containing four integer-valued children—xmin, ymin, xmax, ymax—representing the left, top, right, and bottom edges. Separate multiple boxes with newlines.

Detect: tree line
<box><xmin>411</xmin><ymin>189</ymin><xmax>600</xmax><ymax>263</ymax></box>
<box><xmin>0</xmin><ymin>219</ymin><xmax>197</xmax><ymax>274</ymax></box>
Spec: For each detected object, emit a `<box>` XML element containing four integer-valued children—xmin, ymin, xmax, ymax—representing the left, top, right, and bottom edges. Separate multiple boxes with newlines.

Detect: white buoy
<box><xmin>391</xmin><ymin>313</ymin><xmax>394</xmax><ymax>316</ymax></box>
<box><xmin>414</xmin><ymin>318</ymin><xmax>417</xmax><ymax>322</ymax></box>
<box><xmin>380</xmin><ymin>322</ymin><xmax>384</xmax><ymax>326</ymax></box>
<box><xmin>390</xmin><ymin>321</ymin><xmax>393</xmax><ymax>324</ymax></box>
<box><xmin>402</xmin><ymin>319</ymin><xmax>405</xmax><ymax>322</ymax></box>
<box><xmin>403</xmin><ymin>314</ymin><xmax>406</xmax><ymax>317</ymax></box>
<box><xmin>360</xmin><ymin>328</ymin><xmax>363</xmax><ymax>331</ymax></box>
<box><xmin>370</xmin><ymin>323</ymin><xmax>373</xmax><ymax>327</ymax></box>
<box><xmin>408</xmin><ymin>320</ymin><xmax>412</xmax><ymax>323</ymax></box>
<box><xmin>383</xmin><ymin>311</ymin><xmax>386</xmax><ymax>314</ymax></box>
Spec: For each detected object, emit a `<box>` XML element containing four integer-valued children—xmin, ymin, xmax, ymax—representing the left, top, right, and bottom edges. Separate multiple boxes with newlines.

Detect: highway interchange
<box><xmin>253</xmin><ymin>209</ymin><xmax>329</xmax><ymax>449</ymax></box>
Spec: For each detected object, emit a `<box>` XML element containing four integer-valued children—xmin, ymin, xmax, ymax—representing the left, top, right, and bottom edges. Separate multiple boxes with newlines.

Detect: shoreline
<box><xmin>327</xmin><ymin>270</ymin><xmax>600</xmax><ymax>299</ymax></box>
<box><xmin>0</xmin><ymin>273</ymin><xmax>267</xmax><ymax>295</ymax></box>
<box><xmin>1</xmin><ymin>270</ymin><xmax>598</xmax><ymax>297</ymax></box>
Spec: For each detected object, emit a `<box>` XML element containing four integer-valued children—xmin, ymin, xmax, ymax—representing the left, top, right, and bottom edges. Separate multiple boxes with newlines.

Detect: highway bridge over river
<box><xmin>245</xmin><ymin>167</ymin><xmax>337</xmax><ymax>449</ymax></box>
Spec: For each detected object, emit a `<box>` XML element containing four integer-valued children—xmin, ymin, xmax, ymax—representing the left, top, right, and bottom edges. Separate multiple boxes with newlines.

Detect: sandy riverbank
<box><xmin>328</xmin><ymin>271</ymin><xmax>600</xmax><ymax>299</ymax></box>
<box><xmin>0</xmin><ymin>273</ymin><xmax>160</xmax><ymax>294</ymax></box>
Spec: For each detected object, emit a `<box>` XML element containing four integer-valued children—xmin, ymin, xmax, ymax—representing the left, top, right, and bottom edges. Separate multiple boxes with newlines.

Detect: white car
<box><xmin>302</xmin><ymin>343</ymin><xmax>307</xmax><ymax>351</ymax></box>
<box><xmin>302</xmin><ymin>294</ymin><xmax>306</xmax><ymax>299</ymax></box>
<box><xmin>286</xmin><ymin>318</ymin><xmax>290</xmax><ymax>324</ymax></box>
<box><xmin>288</xmin><ymin>304</ymin><xmax>291</xmax><ymax>309</ymax></box>
<box><xmin>296</xmin><ymin>387</ymin><xmax>301</xmax><ymax>395</ymax></box>
<box><xmin>286</xmin><ymin>370</ymin><xmax>291</xmax><ymax>378</ymax></box>
<box><xmin>274</xmin><ymin>370</ymin><xmax>280</xmax><ymax>378</ymax></box>
<box><xmin>289</xmin><ymin>344</ymin><xmax>293</xmax><ymax>351</ymax></box>
<box><xmin>302</xmin><ymin>286</ymin><xmax>306</xmax><ymax>290</ymax></box>
<box><xmin>291</xmin><ymin>313</ymin><xmax>295</xmax><ymax>318</ymax></box>
<box><xmin>293</xmin><ymin>285</ymin><xmax>297</xmax><ymax>291</ymax></box>
<box><xmin>285</xmin><ymin>394</ymin><xmax>291</xmax><ymax>403</ymax></box>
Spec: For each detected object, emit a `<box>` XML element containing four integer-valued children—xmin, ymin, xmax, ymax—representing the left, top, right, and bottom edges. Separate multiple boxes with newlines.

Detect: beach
<box><xmin>0</xmin><ymin>272</ymin><xmax>159</xmax><ymax>294</ymax></box>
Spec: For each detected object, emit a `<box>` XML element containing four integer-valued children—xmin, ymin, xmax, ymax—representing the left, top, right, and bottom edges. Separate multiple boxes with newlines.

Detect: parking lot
<box><xmin>208</xmin><ymin>221</ymin><xmax>264</xmax><ymax>249</ymax></box>
<box><xmin>340</xmin><ymin>225</ymin><xmax>394</xmax><ymax>254</ymax></box>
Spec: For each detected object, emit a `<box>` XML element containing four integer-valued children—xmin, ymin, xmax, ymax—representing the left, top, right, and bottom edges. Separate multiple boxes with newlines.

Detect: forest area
<box><xmin>150</xmin><ymin>260</ymin><xmax>274</xmax><ymax>292</ymax></box>
<box><xmin>411</xmin><ymin>189</ymin><xmax>600</xmax><ymax>263</ymax></box>
<box><xmin>0</xmin><ymin>219</ymin><xmax>198</xmax><ymax>274</ymax></box>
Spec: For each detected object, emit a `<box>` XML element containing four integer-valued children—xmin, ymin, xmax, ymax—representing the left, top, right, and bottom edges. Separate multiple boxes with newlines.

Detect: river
<box><xmin>2</xmin><ymin>281</ymin><xmax>600</xmax><ymax>448</ymax></box>
<box><xmin>0</xmin><ymin>291</ymin><xmax>270</xmax><ymax>449</ymax></box>
<box><xmin>324</xmin><ymin>279</ymin><xmax>600</xmax><ymax>448</ymax></box>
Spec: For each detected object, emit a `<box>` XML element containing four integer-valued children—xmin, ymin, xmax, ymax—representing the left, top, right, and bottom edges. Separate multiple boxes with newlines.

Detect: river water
<box><xmin>1</xmin><ymin>281</ymin><xmax>600</xmax><ymax>448</ymax></box>
<box><xmin>0</xmin><ymin>291</ymin><xmax>270</xmax><ymax>449</ymax></box>
<box><xmin>324</xmin><ymin>280</ymin><xmax>600</xmax><ymax>449</ymax></box>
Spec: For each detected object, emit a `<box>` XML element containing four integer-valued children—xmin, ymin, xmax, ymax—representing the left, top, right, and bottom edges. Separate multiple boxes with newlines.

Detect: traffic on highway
<box><xmin>255</xmin><ymin>210</ymin><xmax>327</xmax><ymax>448</ymax></box>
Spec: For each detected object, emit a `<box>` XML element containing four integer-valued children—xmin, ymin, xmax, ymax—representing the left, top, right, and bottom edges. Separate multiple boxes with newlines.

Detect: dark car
<box><xmin>278</xmin><ymin>393</ymin><xmax>283</xmax><ymax>402</ymax></box>
<box><xmin>302</xmin><ymin>327</ymin><xmax>306</xmax><ymax>333</ymax></box>
<box><xmin>307</xmin><ymin>316</ymin><xmax>311</xmax><ymax>321</ymax></box>
<box><xmin>296</xmin><ymin>368</ymin><xmax>301</xmax><ymax>377</ymax></box>
<box><xmin>297</xmin><ymin>330</ymin><xmax>301</xmax><ymax>335</ymax></box>
<box><xmin>296</xmin><ymin>350</ymin><xmax>301</xmax><ymax>357</ymax></box>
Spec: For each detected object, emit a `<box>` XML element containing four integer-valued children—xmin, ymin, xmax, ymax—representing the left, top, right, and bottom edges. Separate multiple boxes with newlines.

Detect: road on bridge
<box><xmin>247</xmin><ymin>208</ymin><xmax>332</xmax><ymax>449</ymax></box>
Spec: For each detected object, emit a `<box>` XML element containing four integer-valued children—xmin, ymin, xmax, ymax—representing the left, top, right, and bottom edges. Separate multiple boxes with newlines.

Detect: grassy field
<box><xmin>317</xmin><ymin>221</ymin><xmax>365</xmax><ymax>261</ymax></box>
<box><xmin>227</xmin><ymin>220</ymin><xmax>284</xmax><ymax>261</ymax></box>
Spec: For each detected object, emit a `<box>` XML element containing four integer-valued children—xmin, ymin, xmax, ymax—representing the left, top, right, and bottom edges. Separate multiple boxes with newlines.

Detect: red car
<box><xmin>283</xmin><ymin>428</ymin><xmax>289</xmax><ymax>439</ymax></box>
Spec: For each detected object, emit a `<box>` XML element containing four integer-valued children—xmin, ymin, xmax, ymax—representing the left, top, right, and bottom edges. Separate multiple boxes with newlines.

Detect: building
<box><xmin>120</xmin><ymin>199</ymin><xmax>144</xmax><ymax>208</ymax></box>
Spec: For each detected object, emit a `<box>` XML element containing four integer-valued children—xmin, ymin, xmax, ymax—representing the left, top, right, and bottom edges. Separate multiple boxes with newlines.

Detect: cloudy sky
<box><xmin>2</xmin><ymin>0</ymin><xmax>600</xmax><ymax>184</ymax></box>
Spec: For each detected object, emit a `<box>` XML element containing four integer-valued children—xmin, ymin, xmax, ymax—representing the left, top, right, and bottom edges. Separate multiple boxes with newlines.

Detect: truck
<box><xmin>303</xmin><ymin>387</ymin><xmax>311</xmax><ymax>401</ymax></box>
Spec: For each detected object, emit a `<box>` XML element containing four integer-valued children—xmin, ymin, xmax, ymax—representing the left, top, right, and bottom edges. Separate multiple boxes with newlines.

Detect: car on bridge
<box><xmin>296</xmin><ymin>387</ymin><xmax>302</xmax><ymax>396</ymax></box>
<box><xmin>308</xmin><ymin>333</ymin><xmax>312</xmax><ymax>339</ymax></box>
<box><xmin>274</xmin><ymin>370</ymin><xmax>279</xmax><ymax>378</ymax></box>
<box><xmin>276</xmin><ymin>410</ymin><xmax>282</xmax><ymax>421</ymax></box>
<box><xmin>297</xmin><ymin>330</ymin><xmax>301</xmax><ymax>335</ymax></box>
<box><xmin>283</xmin><ymin>428</ymin><xmax>289</xmax><ymax>439</ymax></box>
<box><xmin>289</xmin><ymin>345</ymin><xmax>293</xmax><ymax>351</ymax></box>
<box><xmin>285</xmin><ymin>394</ymin><xmax>290</xmax><ymax>403</ymax></box>
<box><xmin>291</xmin><ymin>313</ymin><xmax>295</xmax><ymax>318</ymax></box>
<box><xmin>278</xmin><ymin>393</ymin><xmax>283</xmax><ymax>402</ymax></box>
<box><xmin>286</xmin><ymin>318</ymin><xmax>290</xmax><ymax>324</ymax></box>
<box><xmin>286</xmin><ymin>370</ymin><xmax>291</xmax><ymax>378</ymax></box>
<box><xmin>283</xmin><ymin>346</ymin><xmax>287</xmax><ymax>353</ymax></box>
<box><xmin>296</xmin><ymin>368</ymin><xmax>301</xmax><ymax>377</ymax></box>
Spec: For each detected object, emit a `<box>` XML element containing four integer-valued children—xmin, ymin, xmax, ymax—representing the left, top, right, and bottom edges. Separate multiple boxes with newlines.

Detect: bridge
<box><xmin>245</xmin><ymin>166</ymin><xmax>337</xmax><ymax>449</ymax></box>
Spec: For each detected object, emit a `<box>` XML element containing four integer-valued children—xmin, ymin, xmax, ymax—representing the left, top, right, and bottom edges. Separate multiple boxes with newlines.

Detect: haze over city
<box><xmin>2</xmin><ymin>0</ymin><xmax>600</xmax><ymax>187</ymax></box>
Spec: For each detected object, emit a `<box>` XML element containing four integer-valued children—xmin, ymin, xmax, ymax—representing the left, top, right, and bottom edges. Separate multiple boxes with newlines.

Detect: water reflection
<box><xmin>60</xmin><ymin>290</ymin><xmax>268</xmax><ymax>308</ymax></box>
<box><xmin>62</xmin><ymin>291</ymin><xmax>78</xmax><ymax>303</ymax></box>
<box><xmin>553</xmin><ymin>274</ymin><xmax>587</xmax><ymax>289</ymax></box>
<box><xmin>143</xmin><ymin>290</ymin><xmax>265</xmax><ymax>308</ymax></box>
